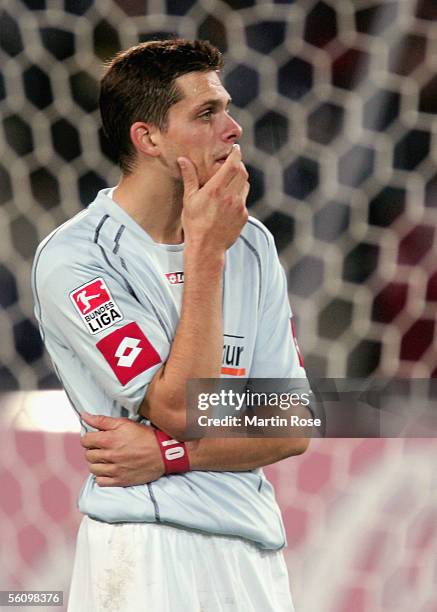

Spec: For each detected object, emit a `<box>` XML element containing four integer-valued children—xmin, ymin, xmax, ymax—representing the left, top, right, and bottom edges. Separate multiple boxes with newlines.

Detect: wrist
<box><xmin>185</xmin><ymin>440</ymin><xmax>201</xmax><ymax>470</ymax></box>
<box><xmin>184</xmin><ymin>242</ymin><xmax>225</xmax><ymax>274</ymax></box>
<box><xmin>153</xmin><ymin>428</ymin><xmax>191</xmax><ymax>474</ymax></box>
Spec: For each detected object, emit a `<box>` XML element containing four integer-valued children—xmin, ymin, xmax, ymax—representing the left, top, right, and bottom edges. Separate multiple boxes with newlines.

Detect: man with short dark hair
<box><xmin>32</xmin><ymin>39</ymin><xmax>310</xmax><ymax>611</ymax></box>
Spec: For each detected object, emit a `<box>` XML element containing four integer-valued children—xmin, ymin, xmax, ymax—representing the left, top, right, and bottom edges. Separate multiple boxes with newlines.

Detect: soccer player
<box><xmin>32</xmin><ymin>39</ymin><xmax>311</xmax><ymax>611</ymax></box>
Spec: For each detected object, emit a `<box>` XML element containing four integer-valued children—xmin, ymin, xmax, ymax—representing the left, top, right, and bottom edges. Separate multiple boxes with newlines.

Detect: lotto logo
<box><xmin>165</xmin><ymin>271</ymin><xmax>184</xmax><ymax>285</ymax></box>
<box><xmin>96</xmin><ymin>322</ymin><xmax>161</xmax><ymax>385</ymax></box>
<box><xmin>115</xmin><ymin>337</ymin><xmax>142</xmax><ymax>367</ymax></box>
<box><xmin>70</xmin><ymin>278</ymin><xmax>123</xmax><ymax>335</ymax></box>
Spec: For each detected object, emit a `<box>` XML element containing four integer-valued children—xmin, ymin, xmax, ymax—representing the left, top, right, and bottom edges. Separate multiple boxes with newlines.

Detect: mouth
<box><xmin>215</xmin><ymin>152</ymin><xmax>231</xmax><ymax>165</ymax></box>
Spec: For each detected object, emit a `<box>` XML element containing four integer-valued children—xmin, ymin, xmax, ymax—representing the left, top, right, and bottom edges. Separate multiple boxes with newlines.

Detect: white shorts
<box><xmin>68</xmin><ymin>516</ymin><xmax>295</xmax><ymax>612</ymax></box>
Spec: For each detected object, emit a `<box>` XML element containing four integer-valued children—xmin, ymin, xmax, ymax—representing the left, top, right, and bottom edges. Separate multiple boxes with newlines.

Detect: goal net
<box><xmin>0</xmin><ymin>1</ymin><xmax>436</xmax><ymax>611</ymax></box>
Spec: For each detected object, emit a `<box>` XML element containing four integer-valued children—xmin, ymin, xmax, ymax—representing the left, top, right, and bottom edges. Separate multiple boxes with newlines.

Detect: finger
<box><xmin>177</xmin><ymin>157</ymin><xmax>199</xmax><ymax>197</ymax></box>
<box><xmin>85</xmin><ymin>449</ymin><xmax>112</xmax><ymax>464</ymax></box>
<box><xmin>89</xmin><ymin>463</ymin><xmax>116</xmax><ymax>477</ymax></box>
<box><xmin>208</xmin><ymin>144</ymin><xmax>242</xmax><ymax>189</ymax></box>
<box><xmin>236</xmin><ymin>180</ymin><xmax>250</xmax><ymax>206</ymax></box>
<box><xmin>81</xmin><ymin>412</ymin><xmax>122</xmax><ymax>431</ymax></box>
<box><xmin>80</xmin><ymin>431</ymin><xmax>110</xmax><ymax>449</ymax></box>
<box><xmin>224</xmin><ymin>165</ymin><xmax>249</xmax><ymax>196</ymax></box>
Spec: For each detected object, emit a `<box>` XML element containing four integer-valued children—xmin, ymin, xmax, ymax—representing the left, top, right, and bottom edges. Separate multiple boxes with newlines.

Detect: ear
<box><xmin>130</xmin><ymin>121</ymin><xmax>161</xmax><ymax>158</ymax></box>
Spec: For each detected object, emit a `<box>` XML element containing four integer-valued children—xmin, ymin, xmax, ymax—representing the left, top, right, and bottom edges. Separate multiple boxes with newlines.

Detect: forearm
<box><xmin>187</xmin><ymin>436</ymin><xmax>310</xmax><ymax>471</ymax></box>
<box><xmin>141</xmin><ymin>244</ymin><xmax>224</xmax><ymax>437</ymax></box>
<box><xmin>187</xmin><ymin>403</ymin><xmax>312</xmax><ymax>470</ymax></box>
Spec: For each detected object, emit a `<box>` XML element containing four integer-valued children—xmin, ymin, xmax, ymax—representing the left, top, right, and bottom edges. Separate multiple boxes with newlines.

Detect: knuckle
<box><xmin>99</xmin><ymin>434</ymin><xmax>109</xmax><ymax>447</ymax></box>
<box><xmin>104</xmin><ymin>464</ymin><xmax>115</xmax><ymax>476</ymax></box>
<box><xmin>235</xmin><ymin>196</ymin><xmax>245</xmax><ymax>208</ymax></box>
<box><xmin>105</xmin><ymin>450</ymin><xmax>116</xmax><ymax>463</ymax></box>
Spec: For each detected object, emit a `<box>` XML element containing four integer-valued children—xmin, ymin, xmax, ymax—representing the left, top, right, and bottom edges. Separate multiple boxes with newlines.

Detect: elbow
<box><xmin>284</xmin><ymin>436</ymin><xmax>311</xmax><ymax>458</ymax></box>
<box><xmin>296</xmin><ymin>436</ymin><xmax>311</xmax><ymax>455</ymax></box>
<box><xmin>162</xmin><ymin>417</ymin><xmax>193</xmax><ymax>442</ymax></box>
<box><xmin>146</xmin><ymin>381</ymin><xmax>190</xmax><ymax>440</ymax></box>
<box><xmin>151</xmin><ymin>402</ymin><xmax>194</xmax><ymax>442</ymax></box>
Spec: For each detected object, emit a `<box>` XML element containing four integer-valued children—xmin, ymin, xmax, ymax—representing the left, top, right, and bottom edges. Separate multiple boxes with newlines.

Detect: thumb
<box><xmin>177</xmin><ymin>157</ymin><xmax>199</xmax><ymax>197</ymax></box>
<box><xmin>81</xmin><ymin>412</ymin><xmax>121</xmax><ymax>431</ymax></box>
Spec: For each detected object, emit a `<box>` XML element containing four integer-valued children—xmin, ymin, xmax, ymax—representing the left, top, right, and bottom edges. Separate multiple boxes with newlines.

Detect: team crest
<box><xmin>70</xmin><ymin>277</ymin><xmax>123</xmax><ymax>335</ymax></box>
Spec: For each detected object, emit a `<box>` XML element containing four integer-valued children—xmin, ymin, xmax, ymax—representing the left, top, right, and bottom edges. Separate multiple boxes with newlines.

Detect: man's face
<box><xmin>156</xmin><ymin>71</ymin><xmax>243</xmax><ymax>187</ymax></box>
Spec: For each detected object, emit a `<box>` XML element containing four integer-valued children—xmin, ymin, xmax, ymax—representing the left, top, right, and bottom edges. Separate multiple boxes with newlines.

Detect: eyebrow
<box><xmin>191</xmin><ymin>97</ymin><xmax>232</xmax><ymax>113</ymax></box>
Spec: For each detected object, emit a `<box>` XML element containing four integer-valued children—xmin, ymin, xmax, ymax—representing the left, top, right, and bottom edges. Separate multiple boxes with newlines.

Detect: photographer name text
<box><xmin>197</xmin><ymin>414</ymin><xmax>321</xmax><ymax>428</ymax></box>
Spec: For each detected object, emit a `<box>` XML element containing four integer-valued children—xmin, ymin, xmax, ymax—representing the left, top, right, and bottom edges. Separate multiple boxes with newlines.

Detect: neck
<box><xmin>112</xmin><ymin>168</ymin><xmax>184</xmax><ymax>245</ymax></box>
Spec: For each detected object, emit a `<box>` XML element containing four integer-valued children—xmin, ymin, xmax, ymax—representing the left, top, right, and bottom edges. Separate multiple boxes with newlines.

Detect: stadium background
<box><xmin>0</xmin><ymin>0</ymin><xmax>436</xmax><ymax>610</ymax></box>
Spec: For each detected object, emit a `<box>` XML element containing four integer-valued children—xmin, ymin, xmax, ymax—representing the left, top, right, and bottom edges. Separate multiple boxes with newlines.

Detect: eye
<box><xmin>199</xmin><ymin>109</ymin><xmax>213</xmax><ymax>121</ymax></box>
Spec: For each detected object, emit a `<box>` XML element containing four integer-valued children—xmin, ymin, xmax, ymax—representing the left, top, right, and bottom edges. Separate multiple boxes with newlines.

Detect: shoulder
<box><xmin>243</xmin><ymin>216</ymin><xmax>273</xmax><ymax>247</ymax></box>
<box><xmin>32</xmin><ymin>190</ymin><xmax>117</xmax><ymax>280</ymax></box>
<box><xmin>31</xmin><ymin>200</ymin><xmax>116</xmax><ymax>308</ymax></box>
<box><xmin>239</xmin><ymin>216</ymin><xmax>275</xmax><ymax>262</ymax></box>
<box><xmin>33</xmin><ymin>210</ymin><xmax>95</xmax><ymax>283</ymax></box>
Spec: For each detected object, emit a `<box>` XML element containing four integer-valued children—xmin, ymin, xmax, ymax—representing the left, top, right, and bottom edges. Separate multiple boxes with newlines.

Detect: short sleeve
<box><xmin>33</xmin><ymin>261</ymin><xmax>171</xmax><ymax>413</ymax></box>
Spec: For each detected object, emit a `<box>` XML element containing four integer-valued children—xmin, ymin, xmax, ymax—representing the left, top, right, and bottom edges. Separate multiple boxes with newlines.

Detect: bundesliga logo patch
<box><xmin>70</xmin><ymin>277</ymin><xmax>123</xmax><ymax>335</ymax></box>
<box><xmin>165</xmin><ymin>271</ymin><xmax>184</xmax><ymax>285</ymax></box>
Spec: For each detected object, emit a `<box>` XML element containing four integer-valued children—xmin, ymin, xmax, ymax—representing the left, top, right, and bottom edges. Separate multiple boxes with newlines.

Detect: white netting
<box><xmin>0</xmin><ymin>0</ymin><xmax>435</xmax><ymax>390</ymax></box>
<box><xmin>1</xmin><ymin>6</ymin><xmax>436</xmax><ymax>607</ymax></box>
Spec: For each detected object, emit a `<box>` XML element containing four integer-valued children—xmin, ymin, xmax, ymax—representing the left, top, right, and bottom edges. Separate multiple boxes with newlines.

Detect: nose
<box><xmin>223</xmin><ymin>113</ymin><xmax>243</xmax><ymax>143</ymax></box>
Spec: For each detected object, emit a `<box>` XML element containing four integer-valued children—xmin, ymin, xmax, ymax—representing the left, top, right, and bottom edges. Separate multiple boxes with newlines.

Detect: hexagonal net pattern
<box><xmin>0</xmin><ymin>0</ymin><xmax>435</xmax><ymax>388</ymax></box>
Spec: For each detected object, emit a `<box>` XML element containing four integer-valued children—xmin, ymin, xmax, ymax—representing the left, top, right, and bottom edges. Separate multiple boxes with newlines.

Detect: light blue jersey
<box><xmin>32</xmin><ymin>188</ymin><xmax>309</xmax><ymax>551</ymax></box>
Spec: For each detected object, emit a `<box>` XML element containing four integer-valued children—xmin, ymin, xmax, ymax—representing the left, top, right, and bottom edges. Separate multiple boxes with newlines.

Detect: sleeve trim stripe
<box><xmin>240</xmin><ymin>235</ymin><xmax>262</xmax><ymax>308</ymax></box>
<box><xmin>93</xmin><ymin>214</ymin><xmax>110</xmax><ymax>243</ymax></box>
<box><xmin>247</xmin><ymin>219</ymin><xmax>269</xmax><ymax>246</ymax></box>
<box><xmin>113</xmin><ymin>224</ymin><xmax>126</xmax><ymax>254</ymax></box>
<box><xmin>96</xmin><ymin>243</ymin><xmax>139</xmax><ymax>301</ymax></box>
<box><xmin>147</xmin><ymin>482</ymin><xmax>161</xmax><ymax>522</ymax></box>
